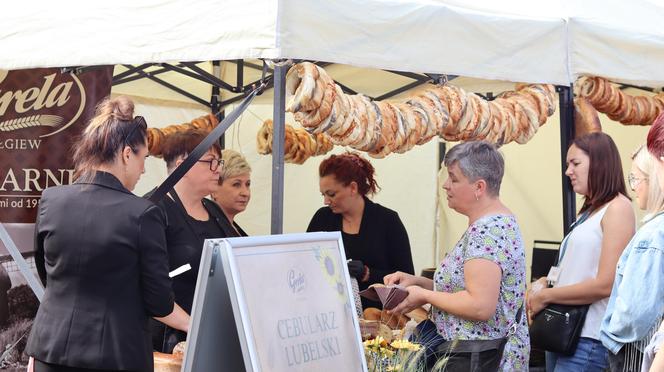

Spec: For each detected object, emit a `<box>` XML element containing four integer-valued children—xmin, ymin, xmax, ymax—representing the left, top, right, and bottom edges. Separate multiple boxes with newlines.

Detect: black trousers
<box><xmin>34</xmin><ymin>360</ymin><xmax>131</xmax><ymax>372</ymax></box>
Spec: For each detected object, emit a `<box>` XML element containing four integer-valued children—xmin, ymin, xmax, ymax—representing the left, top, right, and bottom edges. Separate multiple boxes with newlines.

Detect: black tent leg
<box><xmin>557</xmin><ymin>85</ymin><xmax>576</xmax><ymax>235</ymax></box>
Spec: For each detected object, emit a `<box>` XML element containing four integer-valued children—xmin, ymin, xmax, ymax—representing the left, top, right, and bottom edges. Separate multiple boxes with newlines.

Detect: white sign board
<box><xmin>220</xmin><ymin>232</ymin><xmax>367</xmax><ymax>372</ymax></box>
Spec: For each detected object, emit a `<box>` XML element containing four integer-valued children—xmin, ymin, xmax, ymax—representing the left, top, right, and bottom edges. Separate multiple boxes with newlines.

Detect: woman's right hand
<box><xmin>384</xmin><ymin>271</ymin><xmax>419</xmax><ymax>287</ymax></box>
<box><xmin>526</xmin><ymin>277</ymin><xmax>548</xmax><ymax>323</ymax></box>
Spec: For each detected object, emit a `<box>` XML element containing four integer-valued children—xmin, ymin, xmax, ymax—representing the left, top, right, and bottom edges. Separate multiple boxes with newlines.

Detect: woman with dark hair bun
<box><xmin>306</xmin><ymin>152</ymin><xmax>414</xmax><ymax>309</ymax></box>
<box><xmin>26</xmin><ymin>96</ymin><xmax>189</xmax><ymax>372</ymax></box>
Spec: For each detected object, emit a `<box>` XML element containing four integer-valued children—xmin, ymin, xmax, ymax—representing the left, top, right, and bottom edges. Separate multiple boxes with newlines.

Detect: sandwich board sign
<box><xmin>183</xmin><ymin>232</ymin><xmax>368</xmax><ymax>372</ymax></box>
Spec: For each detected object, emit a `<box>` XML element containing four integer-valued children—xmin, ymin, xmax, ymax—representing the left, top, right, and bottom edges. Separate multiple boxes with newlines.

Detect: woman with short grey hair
<box><xmin>444</xmin><ymin>141</ymin><xmax>505</xmax><ymax>196</ymax></box>
<box><xmin>386</xmin><ymin>141</ymin><xmax>529</xmax><ymax>371</ymax></box>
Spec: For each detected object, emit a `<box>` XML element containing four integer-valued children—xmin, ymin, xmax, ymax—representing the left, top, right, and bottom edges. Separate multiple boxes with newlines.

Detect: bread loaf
<box><xmin>153</xmin><ymin>352</ymin><xmax>182</xmax><ymax>372</ymax></box>
<box><xmin>363</xmin><ymin>307</ymin><xmax>409</xmax><ymax>330</ymax></box>
<box><xmin>574</xmin><ymin>97</ymin><xmax>602</xmax><ymax>136</ymax></box>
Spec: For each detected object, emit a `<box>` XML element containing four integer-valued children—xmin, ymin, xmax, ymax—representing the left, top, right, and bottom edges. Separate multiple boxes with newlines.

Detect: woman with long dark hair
<box><xmin>528</xmin><ymin>132</ymin><xmax>635</xmax><ymax>372</ymax></box>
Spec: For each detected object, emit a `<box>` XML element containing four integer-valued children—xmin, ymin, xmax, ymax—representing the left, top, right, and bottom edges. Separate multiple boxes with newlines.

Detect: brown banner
<box><xmin>0</xmin><ymin>67</ymin><xmax>113</xmax><ymax>223</ymax></box>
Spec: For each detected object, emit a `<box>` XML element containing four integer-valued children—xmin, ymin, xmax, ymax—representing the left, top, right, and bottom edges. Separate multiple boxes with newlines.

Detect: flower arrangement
<box><xmin>363</xmin><ymin>336</ymin><xmax>425</xmax><ymax>372</ymax></box>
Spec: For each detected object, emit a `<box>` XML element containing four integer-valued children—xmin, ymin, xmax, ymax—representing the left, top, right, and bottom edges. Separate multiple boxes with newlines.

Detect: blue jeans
<box><xmin>546</xmin><ymin>338</ymin><xmax>609</xmax><ymax>372</ymax></box>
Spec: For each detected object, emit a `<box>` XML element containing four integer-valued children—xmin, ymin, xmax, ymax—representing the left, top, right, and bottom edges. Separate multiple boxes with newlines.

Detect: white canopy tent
<box><xmin>439</xmin><ymin>0</ymin><xmax>664</xmax><ymax>87</ymax></box>
<box><xmin>566</xmin><ymin>0</ymin><xmax>664</xmax><ymax>87</ymax></box>
<box><xmin>3</xmin><ymin>1</ymin><xmax>664</xmax><ymax>85</ymax></box>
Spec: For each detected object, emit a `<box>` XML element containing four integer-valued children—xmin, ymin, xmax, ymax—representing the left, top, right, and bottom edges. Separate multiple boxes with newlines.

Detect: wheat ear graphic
<box><xmin>0</xmin><ymin>115</ymin><xmax>64</xmax><ymax>132</ymax></box>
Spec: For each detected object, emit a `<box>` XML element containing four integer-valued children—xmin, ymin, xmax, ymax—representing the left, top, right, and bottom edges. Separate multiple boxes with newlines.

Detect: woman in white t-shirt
<box><xmin>528</xmin><ymin>132</ymin><xmax>635</xmax><ymax>372</ymax></box>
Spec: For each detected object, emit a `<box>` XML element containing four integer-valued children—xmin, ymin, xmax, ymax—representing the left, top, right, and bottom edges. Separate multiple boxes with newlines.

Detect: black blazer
<box><xmin>26</xmin><ymin>171</ymin><xmax>175</xmax><ymax>372</ymax></box>
<box><xmin>307</xmin><ymin>197</ymin><xmax>415</xmax><ymax>308</ymax></box>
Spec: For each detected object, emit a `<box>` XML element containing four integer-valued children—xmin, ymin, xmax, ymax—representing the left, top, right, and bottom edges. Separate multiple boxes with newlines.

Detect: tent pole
<box><xmin>211</xmin><ymin>60</ymin><xmax>224</xmax><ymax>149</ymax></box>
<box><xmin>271</xmin><ymin>63</ymin><xmax>288</xmax><ymax>234</ymax></box>
<box><xmin>557</xmin><ymin>85</ymin><xmax>576</xmax><ymax>235</ymax></box>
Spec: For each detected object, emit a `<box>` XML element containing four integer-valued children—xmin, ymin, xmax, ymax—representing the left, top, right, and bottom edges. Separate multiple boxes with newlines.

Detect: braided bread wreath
<box><xmin>284</xmin><ymin>62</ymin><xmax>557</xmax><ymax>158</ymax></box>
<box><xmin>256</xmin><ymin>119</ymin><xmax>333</xmax><ymax>164</ymax></box>
<box><xmin>576</xmin><ymin>76</ymin><xmax>664</xmax><ymax>126</ymax></box>
<box><xmin>147</xmin><ymin>113</ymin><xmax>218</xmax><ymax>156</ymax></box>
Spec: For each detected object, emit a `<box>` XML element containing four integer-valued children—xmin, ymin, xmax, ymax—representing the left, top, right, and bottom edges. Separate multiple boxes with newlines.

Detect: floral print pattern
<box><xmin>432</xmin><ymin>214</ymin><xmax>529</xmax><ymax>371</ymax></box>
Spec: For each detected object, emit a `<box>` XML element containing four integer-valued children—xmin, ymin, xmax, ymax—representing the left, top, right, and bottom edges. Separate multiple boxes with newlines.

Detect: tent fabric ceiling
<box><xmin>2</xmin><ymin>0</ymin><xmax>664</xmax><ymax>86</ymax></box>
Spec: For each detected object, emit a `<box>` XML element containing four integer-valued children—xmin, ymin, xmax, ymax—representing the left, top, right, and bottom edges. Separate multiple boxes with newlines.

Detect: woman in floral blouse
<box><xmin>386</xmin><ymin>141</ymin><xmax>529</xmax><ymax>371</ymax></box>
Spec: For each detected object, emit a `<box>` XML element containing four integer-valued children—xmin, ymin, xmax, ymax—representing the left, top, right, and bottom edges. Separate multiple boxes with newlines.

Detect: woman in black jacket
<box><xmin>307</xmin><ymin>152</ymin><xmax>414</xmax><ymax>309</ymax></box>
<box><xmin>26</xmin><ymin>96</ymin><xmax>189</xmax><ymax>372</ymax></box>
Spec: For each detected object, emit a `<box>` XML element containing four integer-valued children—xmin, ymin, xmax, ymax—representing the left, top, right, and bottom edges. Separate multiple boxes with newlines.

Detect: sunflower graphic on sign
<box><xmin>313</xmin><ymin>246</ymin><xmax>348</xmax><ymax>304</ymax></box>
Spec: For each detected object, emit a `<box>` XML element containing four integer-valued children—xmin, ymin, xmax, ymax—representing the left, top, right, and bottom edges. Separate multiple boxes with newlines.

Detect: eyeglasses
<box><xmin>197</xmin><ymin>158</ymin><xmax>224</xmax><ymax>171</ymax></box>
<box><xmin>628</xmin><ymin>173</ymin><xmax>648</xmax><ymax>190</ymax></box>
<box><xmin>122</xmin><ymin>116</ymin><xmax>147</xmax><ymax>151</ymax></box>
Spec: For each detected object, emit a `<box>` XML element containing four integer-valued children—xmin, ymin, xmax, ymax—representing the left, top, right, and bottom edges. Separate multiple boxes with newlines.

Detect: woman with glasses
<box><xmin>600</xmin><ymin>120</ymin><xmax>664</xmax><ymax>371</ymax></box>
<box><xmin>147</xmin><ymin>127</ymin><xmax>232</xmax><ymax>352</ymax></box>
<box><xmin>528</xmin><ymin>132</ymin><xmax>635</xmax><ymax>372</ymax></box>
<box><xmin>211</xmin><ymin>149</ymin><xmax>252</xmax><ymax>237</ymax></box>
<box><xmin>306</xmin><ymin>152</ymin><xmax>414</xmax><ymax>310</ymax></box>
<box><xmin>26</xmin><ymin>96</ymin><xmax>190</xmax><ymax>372</ymax></box>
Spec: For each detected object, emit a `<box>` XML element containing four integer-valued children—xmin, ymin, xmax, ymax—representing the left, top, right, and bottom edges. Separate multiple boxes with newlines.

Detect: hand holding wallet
<box><xmin>359</xmin><ymin>283</ymin><xmax>409</xmax><ymax>310</ymax></box>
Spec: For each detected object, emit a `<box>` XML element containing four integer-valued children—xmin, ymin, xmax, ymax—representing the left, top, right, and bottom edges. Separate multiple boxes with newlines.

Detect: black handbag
<box><xmin>529</xmin><ymin>303</ymin><xmax>589</xmax><ymax>355</ymax></box>
<box><xmin>530</xmin><ymin>212</ymin><xmax>592</xmax><ymax>356</ymax></box>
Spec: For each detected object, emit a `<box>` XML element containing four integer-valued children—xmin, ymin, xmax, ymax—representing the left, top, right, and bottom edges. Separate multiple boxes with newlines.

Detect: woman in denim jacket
<box><xmin>600</xmin><ymin>118</ymin><xmax>664</xmax><ymax>372</ymax></box>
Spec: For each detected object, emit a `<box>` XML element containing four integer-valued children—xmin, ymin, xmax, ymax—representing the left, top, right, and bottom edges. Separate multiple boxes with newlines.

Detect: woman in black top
<box><xmin>148</xmin><ymin>127</ymin><xmax>239</xmax><ymax>352</ymax></box>
<box><xmin>211</xmin><ymin>149</ymin><xmax>252</xmax><ymax>237</ymax></box>
<box><xmin>27</xmin><ymin>96</ymin><xmax>189</xmax><ymax>372</ymax></box>
<box><xmin>306</xmin><ymin>152</ymin><xmax>414</xmax><ymax>309</ymax></box>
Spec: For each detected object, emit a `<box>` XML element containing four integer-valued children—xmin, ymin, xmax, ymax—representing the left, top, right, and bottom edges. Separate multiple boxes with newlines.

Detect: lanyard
<box><xmin>557</xmin><ymin>211</ymin><xmax>591</xmax><ymax>264</ymax></box>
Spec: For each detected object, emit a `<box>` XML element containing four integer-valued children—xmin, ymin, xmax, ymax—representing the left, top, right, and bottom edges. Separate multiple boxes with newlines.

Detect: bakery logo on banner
<box><xmin>288</xmin><ymin>268</ymin><xmax>306</xmax><ymax>294</ymax></box>
<box><xmin>0</xmin><ymin>67</ymin><xmax>113</xmax><ymax>225</ymax></box>
<box><xmin>0</xmin><ymin>70</ymin><xmax>86</xmax><ymax>139</ymax></box>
